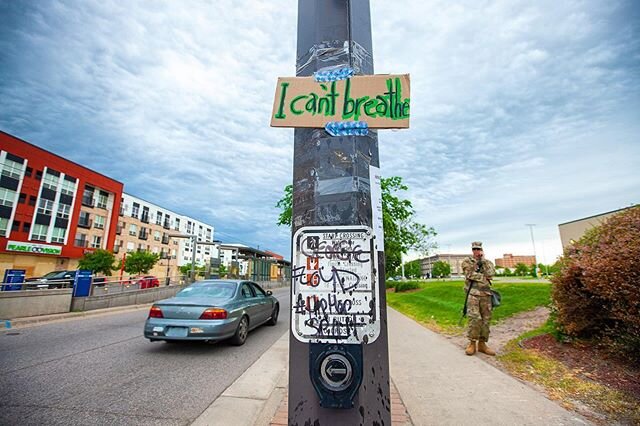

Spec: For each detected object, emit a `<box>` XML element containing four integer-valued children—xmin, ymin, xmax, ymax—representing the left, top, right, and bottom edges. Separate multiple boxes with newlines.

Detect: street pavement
<box><xmin>0</xmin><ymin>288</ymin><xmax>290</xmax><ymax>426</ymax></box>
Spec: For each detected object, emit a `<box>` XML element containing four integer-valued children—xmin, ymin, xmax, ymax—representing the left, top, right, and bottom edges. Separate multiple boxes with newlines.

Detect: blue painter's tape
<box><xmin>325</xmin><ymin>121</ymin><xmax>369</xmax><ymax>137</ymax></box>
<box><xmin>4</xmin><ymin>320</ymin><xmax>11</xmax><ymax>329</ymax></box>
<box><xmin>313</xmin><ymin>67</ymin><xmax>355</xmax><ymax>82</ymax></box>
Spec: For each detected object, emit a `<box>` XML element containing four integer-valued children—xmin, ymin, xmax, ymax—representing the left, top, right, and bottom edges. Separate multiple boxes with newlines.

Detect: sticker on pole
<box><xmin>291</xmin><ymin>225</ymin><xmax>380</xmax><ymax>344</ymax></box>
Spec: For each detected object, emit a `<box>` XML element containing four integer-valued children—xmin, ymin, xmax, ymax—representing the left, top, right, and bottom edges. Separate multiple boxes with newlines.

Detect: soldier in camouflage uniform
<box><xmin>461</xmin><ymin>241</ymin><xmax>496</xmax><ymax>356</ymax></box>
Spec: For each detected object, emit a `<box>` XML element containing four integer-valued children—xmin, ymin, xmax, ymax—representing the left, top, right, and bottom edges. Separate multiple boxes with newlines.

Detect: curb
<box><xmin>3</xmin><ymin>303</ymin><xmax>153</xmax><ymax>330</ymax></box>
<box><xmin>192</xmin><ymin>331</ymin><xmax>289</xmax><ymax>426</ymax></box>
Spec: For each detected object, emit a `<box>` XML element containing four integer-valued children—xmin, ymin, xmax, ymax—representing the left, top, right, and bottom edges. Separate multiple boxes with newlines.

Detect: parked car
<box><xmin>25</xmin><ymin>270</ymin><xmax>77</xmax><ymax>289</ymax></box>
<box><xmin>144</xmin><ymin>280</ymin><xmax>279</xmax><ymax>345</ymax></box>
<box><xmin>136</xmin><ymin>275</ymin><xmax>160</xmax><ymax>289</ymax></box>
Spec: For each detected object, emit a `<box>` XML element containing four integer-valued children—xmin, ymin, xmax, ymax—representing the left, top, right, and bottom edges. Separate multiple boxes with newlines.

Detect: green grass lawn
<box><xmin>386</xmin><ymin>280</ymin><xmax>551</xmax><ymax>333</ymax></box>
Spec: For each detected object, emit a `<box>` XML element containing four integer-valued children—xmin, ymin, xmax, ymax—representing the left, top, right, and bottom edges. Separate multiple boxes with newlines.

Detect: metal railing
<box><xmin>0</xmin><ymin>275</ymin><xmax>186</xmax><ymax>293</ymax></box>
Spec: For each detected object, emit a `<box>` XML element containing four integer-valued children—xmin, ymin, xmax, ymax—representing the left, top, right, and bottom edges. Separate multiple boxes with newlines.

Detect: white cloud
<box><xmin>1</xmin><ymin>0</ymin><xmax>638</xmax><ymax>260</ymax></box>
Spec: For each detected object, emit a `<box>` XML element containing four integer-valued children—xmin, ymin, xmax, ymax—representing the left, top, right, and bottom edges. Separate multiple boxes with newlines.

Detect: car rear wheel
<box><xmin>267</xmin><ymin>305</ymin><xmax>279</xmax><ymax>326</ymax></box>
<box><xmin>230</xmin><ymin>316</ymin><xmax>249</xmax><ymax>346</ymax></box>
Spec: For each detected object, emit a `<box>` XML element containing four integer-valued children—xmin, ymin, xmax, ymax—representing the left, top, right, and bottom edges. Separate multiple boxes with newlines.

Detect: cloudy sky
<box><xmin>1</xmin><ymin>0</ymin><xmax>638</xmax><ymax>263</ymax></box>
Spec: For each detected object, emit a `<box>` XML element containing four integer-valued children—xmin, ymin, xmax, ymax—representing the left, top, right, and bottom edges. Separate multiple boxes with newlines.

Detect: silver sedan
<box><xmin>144</xmin><ymin>280</ymin><xmax>279</xmax><ymax>345</ymax></box>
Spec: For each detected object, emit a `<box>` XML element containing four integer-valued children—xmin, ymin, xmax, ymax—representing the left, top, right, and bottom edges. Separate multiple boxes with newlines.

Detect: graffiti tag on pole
<box><xmin>291</xmin><ymin>226</ymin><xmax>380</xmax><ymax>344</ymax></box>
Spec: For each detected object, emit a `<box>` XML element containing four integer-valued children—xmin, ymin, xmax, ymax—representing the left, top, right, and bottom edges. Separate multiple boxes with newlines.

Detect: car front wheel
<box><xmin>230</xmin><ymin>316</ymin><xmax>249</xmax><ymax>346</ymax></box>
<box><xmin>267</xmin><ymin>305</ymin><xmax>279</xmax><ymax>326</ymax></box>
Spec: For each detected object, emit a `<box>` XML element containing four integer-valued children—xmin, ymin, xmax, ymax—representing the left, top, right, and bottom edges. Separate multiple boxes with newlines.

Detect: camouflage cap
<box><xmin>471</xmin><ymin>241</ymin><xmax>483</xmax><ymax>249</ymax></box>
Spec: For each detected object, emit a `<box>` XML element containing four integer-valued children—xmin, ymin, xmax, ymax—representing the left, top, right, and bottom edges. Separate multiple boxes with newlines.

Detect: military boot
<box><xmin>478</xmin><ymin>341</ymin><xmax>496</xmax><ymax>356</ymax></box>
<box><xmin>465</xmin><ymin>340</ymin><xmax>476</xmax><ymax>356</ymax></box>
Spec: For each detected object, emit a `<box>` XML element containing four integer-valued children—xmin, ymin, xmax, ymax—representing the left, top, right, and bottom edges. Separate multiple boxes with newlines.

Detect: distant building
<box><xmin>117</xmin><ymin>193</ymin><xmax>218</xmax><ymax>278</ymax></box>
<box><xmin>495</xmin><ymin>254</ymin><xmax>536</xmax><ymax>269</ymax></box>
<box><xmin>421</xmin><ymin>254</ymin><xmax>469</xmax><ymax>278</ymax></box>
<box><xmin>558</xmin><ymin>206</ymin><xmax>636</xmax><ymax>248</ymax></box>
<box><xmin>219</xmin><ymin>244</ymin><xmax>290</xmax><ymax>281</ymax></box>
<box><xmin>0</xmin><ymin>131</ymin><xmax>123</xmax><ymax>277</ymax></box>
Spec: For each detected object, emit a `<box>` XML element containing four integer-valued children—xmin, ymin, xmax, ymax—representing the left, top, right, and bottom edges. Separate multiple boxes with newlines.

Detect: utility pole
<box><xmin>526</xmin><ymin>224</ymin><xmax>538</xmax><ymax>277</ymax></box>
<box><xmin>289</xmin><ymin>1</ymin><xmax>390</xmax><ymax>424</ymax></box>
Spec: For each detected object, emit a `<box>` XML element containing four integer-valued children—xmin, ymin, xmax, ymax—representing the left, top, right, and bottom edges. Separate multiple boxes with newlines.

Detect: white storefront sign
<box><xmin>291</xmin><ymin>226</ymin><xmax>380</xmax><ymax>344</ymax></box>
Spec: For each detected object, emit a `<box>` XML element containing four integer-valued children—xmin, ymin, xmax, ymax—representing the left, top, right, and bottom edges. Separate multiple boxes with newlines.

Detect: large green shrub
<box><xmin>395</xmin><ymin>281</ymin><xmax>420</xmax><ymax>292</ymax></box>
<box><xmin>551</xmin><ymin>206</ymin><xmax>640</xmax><ymax>359</ymax></box>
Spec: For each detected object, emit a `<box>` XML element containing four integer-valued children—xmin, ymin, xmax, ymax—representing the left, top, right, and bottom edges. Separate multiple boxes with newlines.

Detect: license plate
<box><xmin>165</xmin><ymin>327</ymin><xmax>188</xmax><ymax>337</ymax></box>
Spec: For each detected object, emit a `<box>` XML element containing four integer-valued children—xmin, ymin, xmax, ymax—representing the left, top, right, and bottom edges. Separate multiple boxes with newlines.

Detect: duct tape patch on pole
<box><xmin>291</xmin><ymin>225</ymin><xmax>381</xmax><ymax>345</ymax></box>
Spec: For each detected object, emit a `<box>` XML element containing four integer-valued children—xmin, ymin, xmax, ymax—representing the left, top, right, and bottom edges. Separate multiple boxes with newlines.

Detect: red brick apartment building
<box><xmin>495</xmin><ymin>253</ymin><xmax>537</xmax><ymax>269</ymax></box>
<box><xmin>0</xmin><ymin>131</ymin><xmax>123</xmax><ymax>278</ymax></box>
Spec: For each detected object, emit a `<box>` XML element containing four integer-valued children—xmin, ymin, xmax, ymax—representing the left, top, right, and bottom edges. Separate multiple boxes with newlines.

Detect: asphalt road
<box><xmin>0</xmin><ymin>288</ymin><xmax>290</xmax><ymax>426</ymax></box>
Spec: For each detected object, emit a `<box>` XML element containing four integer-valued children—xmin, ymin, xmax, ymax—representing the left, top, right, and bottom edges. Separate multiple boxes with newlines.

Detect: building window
<box><xmin>126</xmin><ymin>242</ymin><xmax>135</xmax><ymax>252</ymax></box>
<box><xmin>56</xmin><ymin>203</ymin><xmax>71</xmax><ymax>219</ymax></box>
<box><xmin>35</xmin><ymin>170</ymin><xmax>43</xmax><ymax>180</ymax></box>
<box><xmin>129</xmin><ymin>224</ymin><xmax>137</xmax><ymax>235</ymax></box>
<box><xmin>25</xmin><ymin>167</ymin><xmax>32</xmax><ymax>177</ymax></box>
<box><xmin>37</xmin><ymin>198</ymin><xmax>54</xmax><ymax>215</ymax></box>
<box><xmin>131</xmin><ymin>202</ymin><xmax>140</xmax><ymax>218</ymax></box>
<box><xmin>97</xmin><ymin>192</ymin><xmax>108</xmax><ymax>209</ymax></box>
<box><xmin>94</xmin><ymin>215</ymin><xmax>105</xmax><ymax>229</ymax></box>
<box><xmin>18</xmin><ymin>193</ymin><xmax>26</xmax><ymax>204</ymax></box>
<box><xmin>156</xmin><ymin>211</ymin><xmax>163</xmax><ymax>225</ymax></box>
<box><xmin>0</xmin><ymin>187</ymin><xmax>16</xmax><ymax>208</ymax></box>
<box><xmin>22</xmin><ymin>222</ymin><xmax>30</xmax><ymax>233</ymax></box>
<box><xmin>152</xmin><ymin>246</ymin><xmax>159</xmax><ymax>254</ymax></box>
<box><xmin>78</xmin><ymin>211</ymin><xmax>91</xmax><ymax>228</ymax></box>
<box><xmin>1</xmin><ymin>158</ymin><xmax>22</xmax><ymax>179</ymax></box>
<box><xmin>51</xmin><ymin>227</ymin><xmax>66</xmax><ymax>243</ymax></box>
<box><xmin>0</xmin><ymin>218</ymin><xmax>8</xmax><ymax>237</ymax></box>
<box><xmin>60</xmin><ymin>179</ymin><xmax>75</xmax><ymax>196</ymax></box>
<box><xmin>75</xmin><ymin>232</ymin><xmax>87</xmax><ymax>247</ymax></box>
<box><xmin>82</xmin><ymin>187</ymin><xmax>94</xmax><ymax>207</ymax></box>
<box><xmin>91</xmin><ymin>235</ymin><xmax>102</xmax><ymax>249</ymax></box>
<box><xmin>32</xmin><ymin>224</ymin><xmax>48</xmax><ymax>241</ymax></box>
<box><xmin>174</xmin><ymin>218</ymin><xmax>180</xmax><ymax>231</ymax></box>
<box><xmin>154</xmin><ymin>230</ymin><xmax>161</xmax><ymax>241</ymax></box>
<box><xmin>28</xmin><ymin>195</ymin><xmax>37</xmax><ymax>206</ymax></box>
<box><xmin>12</xmin><ymin>220</ymin><xmax>20</xmax><ymax>232</ymax></box>
<box><xmin>42</xmin><ymin>172</ymin><xmax>59</xmax><ymax>191</ymax></box>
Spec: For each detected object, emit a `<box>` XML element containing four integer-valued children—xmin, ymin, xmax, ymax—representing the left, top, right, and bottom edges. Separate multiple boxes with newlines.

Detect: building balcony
<box><xmin>138</xmin><ymin>231</ymin><xmax>148</xmax><ymax>240</ymax></box>
<box><xmin>78</xmin><ymin>219</ymin><xmax>92</xmax><ymax>229</ymax></box>
<box><xmin>162</xmin><ymin>236</ymin><xmax>170</xmax><ymax>244</ymax></box>
<box><xmin>113</xmin><ymin>246</ymin><xmax>120</xmax><ymax>254</ymax></box>
<box><xmin>163</xmin><ymin>221</ymin><xmax>171</xmax><ymax>230</ymax></box>
<box><xmin>75</xmin><ymin>239</ymin><xmax>88</xmax><ymax>248</ymax></box>
<box><xmin>81</xmin><ymin>196</ymin><xmax>94</xmax><ymax>207</ymax></box>
<box><xmin>160</xmin><ymin>251</ymin><xmax>168</xmax><ymax>259</ymax></box>
<box><xmin>140</xmin><ymin>214</ymin><xmax>150</xmax><ymax>224</ymax></box>
<box><xmin>119</xmin><ymin>207</ymin><xmax>124</xmax><ymax>216</ymax></box>
<box><xmin>116</xmin><ymin>226</ymin><xmax>122</xmax><ymax>235</ymax></box>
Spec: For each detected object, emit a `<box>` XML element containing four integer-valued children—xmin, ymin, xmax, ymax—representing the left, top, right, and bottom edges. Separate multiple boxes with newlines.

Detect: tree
<box><xmin>179</xmin><ymin>263</ymin><xmax>205</xmax><ymax>277</ymax></box>
<box><xmin>529</xmin><ymin>263</ymin><xmax>538</xmax><ymax>278</ymax></box>
<box><xmin>432</xmin><ymin>260</ymin><xmax>451</xmax><ymax>278</ymax></box>
<box><xmin>275</xmin><ymin>177</ymin><xmax>437</xmax><ymax>277</ymax></box>
<box><xmin>403</xmin><ymin>259</ymin><xmax>421</xmax><ymax>279</ymax></box>
<box><xmin>514</xmin><ymin>263</ymin><xmax>529</xmax><ymax>276</ymax></box>
<box><xmin>124</xmin><ymin>251</ymin><xmax>159</xmax><ymax>275</ymax></box>
<box><xmin>78</xmin><ymin>249</ymin><xmax>117</xmax><ymax>276</ymax></box>
<box><xmin>504</xmin><ymin>267</ymin><xmax>512</xmax><ymax>276</ymax></box>
<box><xmin>218</xmin><ymin>264</ymin><xmax>227</xmax><ymax>277</ymax></box>
<box><xmin>275</xmin><ymin>184</ymin><xmax>293</xmax><ymax>227</ymax></box>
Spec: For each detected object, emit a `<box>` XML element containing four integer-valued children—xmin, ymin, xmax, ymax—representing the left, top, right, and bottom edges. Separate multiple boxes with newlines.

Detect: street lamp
<box><xmin>168</xmin><ymin>233</ymin><xmax>220</xmax><ymax>283</ymax></box>
<box><xmin>525</xmin><ymin>224</ymin><xmax>538</xmax><ymax>277</ymax></box>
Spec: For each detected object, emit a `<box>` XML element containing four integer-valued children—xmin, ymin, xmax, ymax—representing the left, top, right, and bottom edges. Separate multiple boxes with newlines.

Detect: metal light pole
<box><xmin>169</xmin><ymin>234</ymin><xmax>219</xmax><ymax>283</ymax></box>
<box><xmin>289</xmin><ymin>1</ymin><xmax>390</xmax><ymax>424</ymax></box>
<box><xmin>526</xmin><ymin>224</ymin><xmax>538</xmax><ymax>277</ymax></box>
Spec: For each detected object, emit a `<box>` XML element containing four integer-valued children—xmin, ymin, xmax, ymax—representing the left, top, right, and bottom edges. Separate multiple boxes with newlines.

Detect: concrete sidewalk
<box><xmin>195</xmin><ymin>307</ymin><xmax>589</xmax><ymax>425</ymax></box>
<box><xmin>388</xmin><ymin>307</ymin><xmax>588</xmax><ymax>425</ymax></box>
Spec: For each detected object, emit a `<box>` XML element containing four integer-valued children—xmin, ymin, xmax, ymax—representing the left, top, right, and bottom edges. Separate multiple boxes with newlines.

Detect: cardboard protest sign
<box><xmin>271</xmin><ymin>74</ymin><xmax>410</xmax><ymax>128</ymax></box>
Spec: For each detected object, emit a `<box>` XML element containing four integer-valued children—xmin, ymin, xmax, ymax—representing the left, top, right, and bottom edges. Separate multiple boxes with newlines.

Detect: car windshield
<box><xmin>176</xmin><ymin>283</ymin><xmax>237</xmax><ymax>299</ymax></box>
<box><xmin>42</xmin><ymin>271</ymin><xmax>64</xmax><ymax>278</ymax></box>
